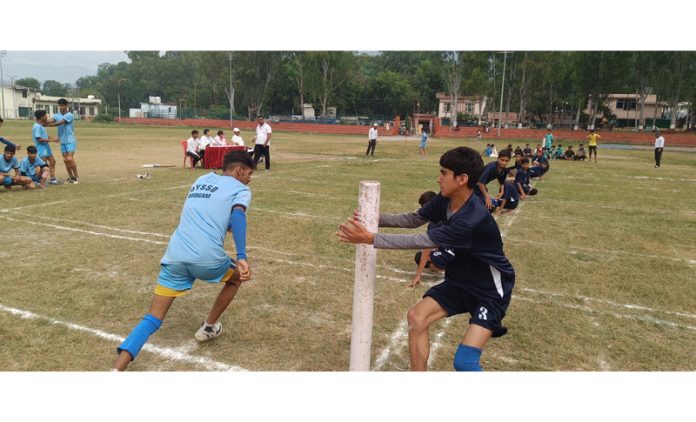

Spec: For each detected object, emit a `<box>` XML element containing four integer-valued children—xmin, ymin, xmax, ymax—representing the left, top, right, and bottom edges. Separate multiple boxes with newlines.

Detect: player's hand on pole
<box><xmin>236</xmin><ymin>259</ymin><xmax>252</xmax><ymax>282</ymax></box>
<box><xmin>336</xmin><ymin>217</ymin><xmax>374</xmax><ymax>245</ymax></box>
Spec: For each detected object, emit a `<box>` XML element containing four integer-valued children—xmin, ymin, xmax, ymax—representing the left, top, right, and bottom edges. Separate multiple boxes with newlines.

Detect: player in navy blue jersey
<box><xmin>514</xmin><ymin>157</ymin><xmax>537</xmax><ymax>200</ymax></box>
<box><xmin>475</xmin><ymin>149</ymin><xmax>511</xmax><ymax>210</ymax></box>
<box><xmin>338</xmin><ymin>146</ymin><xmax>515</xmax><ymax>371</ymax></box>
<box><xmin>490</xmin><ymin>170</ymin><xmax>520</xmax><ymax>214</ymax></box>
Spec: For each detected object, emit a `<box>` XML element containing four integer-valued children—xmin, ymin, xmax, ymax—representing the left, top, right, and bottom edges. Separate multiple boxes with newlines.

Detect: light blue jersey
<box><xmin>20</xmin><ymin>156</ymin><xmax>46</xmax><ymax>177</ymax></box>
<box><xmin>161</xmin><ymin>172</ymin><xmax>252</xmax><ymax>267</ymax></box>
<box><xmin>53</xmin><ymin>112</ymin><xmax>76</xmax><ymax>144</ymax></box>
<box><xmin>32</xmin><ymin>123</ymin><xmax>52</xmax><ymax>157</ymax></box>
<box><xmin>0</xmin><ymin>156</ymin><xmax>19</xmax><ymax>173</ymax></box>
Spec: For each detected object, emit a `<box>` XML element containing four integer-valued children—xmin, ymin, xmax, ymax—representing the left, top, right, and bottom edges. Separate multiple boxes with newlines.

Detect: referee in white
<box><xmin>654</xmin><ymin>132</ymin><xmax>665</xmax><ymax>168</ymax></box>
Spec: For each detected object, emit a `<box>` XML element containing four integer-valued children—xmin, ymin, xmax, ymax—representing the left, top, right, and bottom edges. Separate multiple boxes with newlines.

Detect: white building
<box><xmin>0</xmin><ymin>83</ymin><xmax>102</xmax><ymax>120</ymax></box>
<box><xmin>129</xmin><ymin>96</ymin><xmax>177</xmax><ymax>119</ymax></box>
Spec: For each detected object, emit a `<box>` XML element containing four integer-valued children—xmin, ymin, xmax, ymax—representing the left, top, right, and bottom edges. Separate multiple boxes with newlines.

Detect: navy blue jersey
<box><xmin>418</xmin><ymin>193</ymin><xmax>515</xmax><ymax>293</ymax></box>
<box><xmin>475</xmin><ymin>161</ymin><xmax>508</xmax><ymax>199</ymax></box>
<box><xmin>514</xmin><ymin>168</ymin><xmax>529</xmax><ymax>188</ymax></box>
<box><xmin>500</xmin><ymin>181</ymin><xmax>519</xmax><ymax>208</ymax></box>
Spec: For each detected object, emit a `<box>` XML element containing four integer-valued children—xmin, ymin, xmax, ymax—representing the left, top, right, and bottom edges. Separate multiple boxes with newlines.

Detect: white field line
<box><xmin>251</xmin><ymin>207</ymin><xmax>333</xmax><ymax>221</ymax></box>
<box><xmin>524</xmin><ymin>197</ymin><xmax>696</xmax><ymax>217</ymax></box>
<box><xmin>0</xmin><ymin>302</ymin><xmax>246</xmax><ymax>371</ymax></box>
<box><xmin>515</xmin><ymin>294</ymin><xmax>696</xmax><ymax>332</ymax></box>
<box><xmin>521</xmin><ymin>287</ymin><xmax>696</xmax><ymax>321</ymax></box>
<box><xmin>3</xmin><ymin>200</ymin><xmax>67</xmax><ymax>211</ymax></box>
<box><xmin>373</xmin><ymin>320</ymin><xmax>408</xmax><ymax>371</ymax></box>
<box><xmin>505</xmin><ymin>236</ymin><xmax>696</xmax><ymax>265</ymax></box>
<box><xmin>0</xmin><ymin>215</ymin><xmax>168</xmax><ymax>245</ymax></box>
<box><xmin>11</xmin><ymin>211</ymin><xmax>172</xmax><ymax>238</ymax></box>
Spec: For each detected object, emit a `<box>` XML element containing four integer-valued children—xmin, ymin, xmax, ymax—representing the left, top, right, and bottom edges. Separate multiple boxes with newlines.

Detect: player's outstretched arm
<box><xmin>336</xmin><ymin>218</ymin><xmax>374</xmax><ymax>244</ymax></box>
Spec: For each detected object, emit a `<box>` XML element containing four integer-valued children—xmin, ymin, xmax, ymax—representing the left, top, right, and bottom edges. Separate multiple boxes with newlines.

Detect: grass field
<box><xmin>1</xmin><ymin>119</ymin><xmax>695</xmax><ymax>371</ymax></box>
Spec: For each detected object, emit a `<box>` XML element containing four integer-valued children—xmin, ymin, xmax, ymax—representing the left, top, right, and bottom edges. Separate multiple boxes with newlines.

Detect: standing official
<box><xmin>654</xmin><ymin>132</ymin><xmax>665</xmax><ymax>168</ymax></box>
<box><xmin>253</xmin><ymin>116</ymin><xmax>272</xmax><ymax>172</ymax></box>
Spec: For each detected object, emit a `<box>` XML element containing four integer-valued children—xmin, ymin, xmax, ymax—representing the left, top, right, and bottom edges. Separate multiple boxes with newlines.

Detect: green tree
<box><xmin>42</xmin><ymin>80</ymin><xmax>68</xmax><ymax>96</ymax></box>
<box><xmin>16</xmin><ymin>77</ymin><xmax>40</xmax><ymax>90</ymax></box>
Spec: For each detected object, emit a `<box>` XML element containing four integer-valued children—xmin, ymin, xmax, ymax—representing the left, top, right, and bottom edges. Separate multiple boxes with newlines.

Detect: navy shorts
<box><xmin>424</xmin><ymin>280</ymin><xmax>511</xmax><ymax>337</ymax></box>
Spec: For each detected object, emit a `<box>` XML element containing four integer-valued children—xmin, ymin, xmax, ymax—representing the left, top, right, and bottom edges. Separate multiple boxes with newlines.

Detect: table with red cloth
<box><xmin>203</xmin><ymin>145</ymin><xmax>247</xmax><ymax>169</ymax></box>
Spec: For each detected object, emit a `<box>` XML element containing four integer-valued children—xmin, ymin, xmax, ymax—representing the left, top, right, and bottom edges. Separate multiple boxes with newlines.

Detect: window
<box><xmin>52</xmin><ymin>105</ymin><xmax>58</xmax><ymax>114</ymax></box>
<box><xmin>79</xmin><ymin>107</ymin><xmax>85</xmax><ymax>116</ymax></box>
<box><xmin>89</xmin><ymin>107</ymin><xmax>95</xmax><ymax>116</ymax></box>
<box><xmin>466</xmin><ymin>102</ymin><xmax>474</xmax><ymax>113</ymax></box>
<box><xmin>616</xmin><ymin>99</ymin><xmax>637</xmax><ymax>110</ymax></box>
<box><xmin>22</xmin><ymin>89</ymin><xmax>28</xmax><ymax>98</ymax></box>
<box><xmin>443</xmin><ymin>103</ymin><xmax>451</xmax><ymax>112</ymax></box>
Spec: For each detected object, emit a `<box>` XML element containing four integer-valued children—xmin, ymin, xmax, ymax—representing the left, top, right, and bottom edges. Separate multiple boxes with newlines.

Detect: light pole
<box><xmin>114</xmin><ymin>77</ymin><xmax>126</xmax><ymax>121</ymax></box>
<box><xmin>0</xmin><ymin>51</ymin><xmax>6</xmax><ymax>118</ymax></box>
<box><xmin>229</xmin><ymin>52</ymin><xmax>233</xmax><ymax>123</ymax></box>
<box><xmin>497</xmin><ymin>51</ymin><xmax>507</xmax><ymax>137</ymax></box>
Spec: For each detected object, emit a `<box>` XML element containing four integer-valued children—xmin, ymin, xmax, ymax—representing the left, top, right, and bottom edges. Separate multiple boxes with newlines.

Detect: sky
<box><xmin>1</xmin><ymin>51</ymin><xmax>130</xmax><ymax>85</ymax></box>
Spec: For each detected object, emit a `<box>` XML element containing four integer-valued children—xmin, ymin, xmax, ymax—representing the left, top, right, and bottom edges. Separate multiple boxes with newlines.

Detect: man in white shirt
<box><xmin>253</xmin><ymin>116</ymin><xmax>272</xmax><ymax>171</ymax></box>
<box><xmin>231</xmin><ymin>128</ymin><xmax>245</xmax><ymax>146</ymax></box>
<box><xmin>366</xmin><ymin>123</ymin><xmax>378</xmax><ymax>156</ymax></box>
<box><xmin>186</xmin><ymin>130</ymin><xmax>202</xmax><ymax>170</ymax></box>
<box><xmin>654</xmin><ymin>132</ymin><xmax>665</xmax><ymax>168</ymax></box>
<box><xmin>199</xmin><ymin>129</ymin><xmax>214</xmax><ymax>162</ymax></box>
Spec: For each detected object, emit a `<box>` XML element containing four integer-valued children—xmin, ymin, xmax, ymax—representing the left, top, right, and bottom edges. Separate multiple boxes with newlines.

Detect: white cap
<box><xmin>373</xmin><ymin>123</ymin><xmax>378</xmax><ymax>126</ymax></box>
<box><xmin>233</xmin><ymin>128</ymin><xmax>240</xmax><ymax>132</ymax></box>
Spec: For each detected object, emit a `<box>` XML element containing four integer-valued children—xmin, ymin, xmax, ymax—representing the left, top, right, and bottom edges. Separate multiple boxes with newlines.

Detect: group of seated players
<box><xmin>409</xmin><ymin>145</ymin><xmax>549</xmax><ymax>286</ymax></box>
<box><xmin>1</xmin><ymin>143</ymin><xmax>50</xmax><ymax>190</ymax></box>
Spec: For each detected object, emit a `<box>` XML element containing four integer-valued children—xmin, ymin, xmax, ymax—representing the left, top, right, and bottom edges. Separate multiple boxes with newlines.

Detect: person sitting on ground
<box><xmin>489</xmin><ymin>144</ymin><xmax>499</xmax><ymax>158</ymax></box>
<box><xmin>514</xmin><ymin>157</ymin><xmax>537</xmax><ymax>200</ymax></box>
<box><xmin>475</xmin><ymin>149</ymin><xmax>511</xmax><ymax>210</ymax></box>
<box><xmin>535</xmin><ymin>143</ymin><xmax>543</xmax><ymax>157</ymax></box>
<box><xmin>186</xmin><ymin>130</ymin><xmax>202</xmax><ymax>170</ymax></box>
<box><xmin>483</xmin><ymin>144</ymin><xmax>492</xmax><ymax>157</ymax></box>
<box><xmin>530</xmin><ymin>148</ymin><xmax>550</xmax><ymax>180</ymax></box>
<box><xmin>20</xmin><ymin>145</ymin><xmax>50</xmax><ymax>189</ymax></box>
<box><xmin>552</xmin><ymin>144</ymin><xmax>565</xmax><ymax>160</ymax></box>
<box><xmin>575</xmin><ymin>144</ymin><xmax>587</xmax><ymax>161</ymax></box>
<box><xmin>523</xmin><ymin>143</ymin><xmax>532</xmax><ymax>157</ymax></box>
<box><xmin>1</xmin><ymin>144</ymin><xmax>34</xmax><ymax>190</ymax></box>
<box><xmin>230</xmin><ymin>128</ymin><xmax>245</xmax><ymax>146</ymax></box>
<box><xmin>490</xmin><ymin>169</ymin><xmax>519</xmax><ymax>214</ymax></box>
<box><xmin>513</xmin><ymin>146</ymin><xmax>523</xmax><ymax>157</ymax></box>
<box><xmin>212</xmin><ymin>130</ymin><xmax>227</xmax><ymax>146</ymax></box>
<box><xmin>512</xmin><ymin>150</ymin><xmax>524</xmax><ymax>170</ymax></box>
<box><xmin>410</xmin><ymin>191</ymin><xmax>458</xmax><ymax>288</ymax></box>
<box><xmin>505</xmin><ymin>144</ymin><xmax>513</xmax><ymax>154</ymax></box>
<box><xmin>564</xmin><ymin>145</ymin><xmax>576</xmax><ymax>161</ymax></box>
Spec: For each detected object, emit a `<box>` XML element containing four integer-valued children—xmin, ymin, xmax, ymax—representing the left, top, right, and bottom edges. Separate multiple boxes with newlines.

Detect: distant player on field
<box><xmin>337</xmin><ymin>146</ymin><xmax>515</xmax><ymax>371</ymax></box>
<box><xmin>587</xmin><ymin>129</ymin><xmax>600</xmax><ymax>163</ymax></box>
<box><xmin>113</xmin><ymin>151</ymin><xmax>256</xmax><ymax>371</ymax></box>
<box><xmin>45</xmin><ymin>98</ymin><xmax>80</xmax><ymax>183</ymax></box>
<box><xmin>418</xmin><ymin>128</ymin><xmax>428</xmax><ymax>159</ymax></box>
<box><xmin>33</xmin><ymin>110</ymin><xmax>60</xmax><ymax>184</ymax></box>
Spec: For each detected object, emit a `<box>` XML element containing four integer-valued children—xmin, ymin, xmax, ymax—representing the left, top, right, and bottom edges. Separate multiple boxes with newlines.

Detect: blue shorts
<box><xmin>21</xmin><ymin>172</ymin><xmax>42</xmax><ymax>183</ymax></box>
<box><xmin>424</xmin><ymin>279</ymin><xmax>512</xmax><ymax>338</ymax></box>
<box><xmin>156</xmin><ymin>258</ymin><xmax>237</xmax><ymax>293</ymax></box>
<box><xmin>37</xmin><ymin>145</ymin><xmax>53</xmax><ymax>158</ymax></box>
<box><xmin>60</xmin><ymin>142</ymin><xmax>76</xmax><ymax>154</ymax></box>
<box><xmin>2</xmin><ymin>176</ymin><xmax>13</xmax><ymax>186</ymax></box>
<box><xmin>419</xmin><ymin>141</ymin><xmax>427</xmax><ymax>149</ymax></box>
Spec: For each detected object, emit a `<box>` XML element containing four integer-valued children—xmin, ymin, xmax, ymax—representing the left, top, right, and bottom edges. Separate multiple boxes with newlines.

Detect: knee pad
<box><xmin>117</xmin><ymin>314</ymin><xmax>162</xmax><ymax>361</ymax></box>
<box><xmin>453</xmin><ymin>344</ymin><xmax>483</xmax><ymax>372</ymax></box>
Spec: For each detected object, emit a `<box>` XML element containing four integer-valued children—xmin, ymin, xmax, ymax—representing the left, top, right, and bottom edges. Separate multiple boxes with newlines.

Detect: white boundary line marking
<box><xmin>0</xmin><ymin>302</ymin><xmax>246</xmax><ymax>371</ymax></box>
<box><xmin>11</xmin><ymin>211</ymin><xmax>172</xmax><ymax>238</ymax></box>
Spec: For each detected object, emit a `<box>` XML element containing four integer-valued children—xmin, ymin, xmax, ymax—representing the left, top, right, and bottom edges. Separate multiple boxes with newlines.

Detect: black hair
<box><xmin>57</xmin><ymin>98</ymin><xmax>69</xmax><ymax>105</ymax></box>
<box><xmin>439</xmin><ymin>146</ymin><xmax>483</xmax><ymax>189</ymax></box>
<box><xmin>191</xmin><ymin>130</ymin><xmax>199</xmax><ymax>135</ymax></box>
<box><xmin>27</xmin><ymin>145</ymin><xmax>38</xmax><ymax>154</ymax></box>
<box><xmin>498</xmin><ymin>149</ymin><xmax>511</xmax><ymax>159</ymax></box>
<box><xmin>35</xmin><ymin>110</ymin><xmax>47</xmax><ymax>120</ymax></box>
<box><xmin>217</xmin><ymin>130</ymin><xmax>224</xmax><ymax>135</ymax></box>
<box><xmin>223</xmin><ymin>150</ymin><xmax>256</xmax><ymax>171</ymax></box>
<box><xmin>203</xmin><ymin>129</ymin><xmax>210</xmax><ymax>135</ymax></box>
<box><xmin>521</xmin><ymin>157</ymin><xmax>530</xmax><ymax>164</ymax></box>
<box><xmin>4</xmin><ymin>144</ymin><xmax>16</xmax><ymax>153</ymax></box>
<box><xmin>418</xmin><ymin>191</ymin><xmax>437</xmax><ymax>206</ymax></box>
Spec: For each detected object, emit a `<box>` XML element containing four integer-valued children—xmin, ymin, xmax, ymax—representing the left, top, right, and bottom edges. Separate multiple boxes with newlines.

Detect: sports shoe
<box><xmin>48</xmin><ymin>179</ymin><xmax>59</xmax><ymax>185</ymax></box>
<box><xmin>72</xmin><ymin>178</ymin><xmax>80</xmax><ymax>184</ymax></box>
<box><xmin>65</xmin><ymin>177</ymin><xmax>75</xmax><ymax>184</ymax></box>
<box><xmin>194</xmin><ymin>322</ymin><xmax>222</xmax><ymax>342</ymax></box>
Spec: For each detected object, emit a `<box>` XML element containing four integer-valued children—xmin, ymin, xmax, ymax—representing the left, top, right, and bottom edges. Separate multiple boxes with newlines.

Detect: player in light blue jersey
<box><xmin>45</xmin><ymin>98</ymin><xmax>79</xmax><ymax>183</ymax></box>
<box><xmin>113</xmin><ymin>150</ymin><xmax>256</xmax><ymax>371</ymax></box>
<box><xmin>20</xmin><ymin>146</ymin><xmax>49</xmax><ymax>189</ymax></box>
<box><xmin>1</xmin><ymin>144</ymin><xmax>34</xmax><ymax>190</ymax></box>
<box><xmin>33</xmin><ymin>110</ymin><xmax>59</xmax><ymax>184</ymax></box>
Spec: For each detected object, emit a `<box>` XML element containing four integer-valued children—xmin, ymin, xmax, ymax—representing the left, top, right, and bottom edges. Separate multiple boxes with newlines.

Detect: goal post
<box><xmin>349</xmin><ymin>180</ymin><xmax>381</xmax><ymax>371</ymax></box>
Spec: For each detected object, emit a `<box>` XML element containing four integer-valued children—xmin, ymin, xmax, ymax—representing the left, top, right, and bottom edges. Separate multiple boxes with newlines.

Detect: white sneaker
<box><xmin>195</xmin><ymin>322</ymin><xmax>222</xmax><ymax>342</ymax></box>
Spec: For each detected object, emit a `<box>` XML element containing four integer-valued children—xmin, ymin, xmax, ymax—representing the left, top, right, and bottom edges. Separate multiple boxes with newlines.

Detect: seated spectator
<box><xmin>198</xmin><ymin>129</ymin><xmax>213</xmax><ymax>160</ymax></box>
<box><xmin>575</xmin><ymin>144</ymin><xmax>587</xmax><ymax>161</ymax></box>
<box><xmin>1</xmin><ymin>144</ymin><xmax>34</xmax><ymax>190</ymax></box>
<box><xmin>552</xmin><ymin>144</ymin><xmax>565</xmax><ymax>160</ymax></box>
<box><xmin>490</xmin><ymin>170</ymin><xmax>519</xmax><ymax>214</ymax></box>
<box><xmin>530</xmin><ymin>148</ymin><xmax>550</xmax><ymax>180</ymax></box>
<box><xmin>564</xmin><ymin>145</ymin><xmax>576</xmax><ymax>160</ymax></box>
<box><xmin>514</xmin><ymin>157</ymin><xmax>538</xmax><ymax>199</ymax></box>
<box><xmin>512</xmin><ymin>150</ymin><xmax>524</xmax><ymax>170</ymax></box>
<box><xmin>186</xmin><ymin>130</ymin><xmax>202</xmax><ymax>170</ymax></box>
<box><xmin>513</xmin><ymin>146</ymin><xmax>523</xmax><ymax>157</ymax></box>
<box><xmin>212</xmin><ymin>130</ymin><xmax>227</xmax><ymax>146</ymax></box>
<box><xmin>523</xmin><ymin>143</ymin><xmax>532</xmax><ymax>157</ymax></box>
<box><xmin>20</xmin><ymin>145</ymin><xmax>49</xmax><ymax>189</ymax></box>
<box><xmin>489</xmin><ymin>144</ymin><xmax>499</xmax><ymax>158</ymax></box>
<box><xmin>506</xmin><ymin>144</ymin><xmax>513</xmax><ymax>153</ymax></box>
<box><xmin>231</xmin><ymin>128</ymin><xmax>245</xmax><ymax>146</ymax></box>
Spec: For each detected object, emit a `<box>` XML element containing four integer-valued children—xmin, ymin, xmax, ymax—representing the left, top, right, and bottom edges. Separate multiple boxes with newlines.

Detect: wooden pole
<box><xmin>349</xmin><ymin>180</ymin><xmax>380</xmax><ymax>371</ymax></box>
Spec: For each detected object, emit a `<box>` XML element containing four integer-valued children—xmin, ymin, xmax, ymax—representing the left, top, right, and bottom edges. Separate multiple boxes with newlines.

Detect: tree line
<box><xmin>17</xmin><ymin>51</ymin><xmax>696</xmax><ymax>128</ymax></box>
